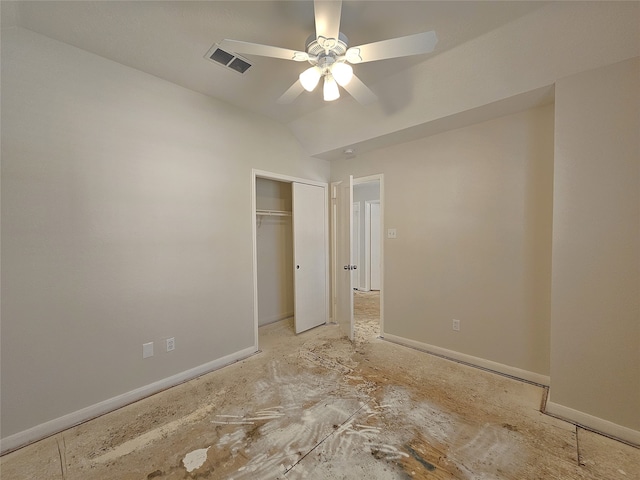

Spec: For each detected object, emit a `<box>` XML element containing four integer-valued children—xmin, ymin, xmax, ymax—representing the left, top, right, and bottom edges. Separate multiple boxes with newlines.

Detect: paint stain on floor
<box><xmin>183</xmin><ymin>447</ymin><xmax>210</xmax><ymax>473</ymax></box>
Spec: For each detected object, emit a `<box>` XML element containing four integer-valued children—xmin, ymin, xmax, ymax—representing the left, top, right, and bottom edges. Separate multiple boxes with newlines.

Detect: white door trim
<box><xmin>335</xmin><ymin>175</ymin><xmax>354</xmax><ymax>340</ymax></box>
<box><xmin>330</xmin><ymin>183</ymin><xmax>338</xmax><ymax>323</ymax></box>
<box><xmin>252</xmin><ymin>169</ymin><xmax>329</xmax><ymax>349</ymax></box>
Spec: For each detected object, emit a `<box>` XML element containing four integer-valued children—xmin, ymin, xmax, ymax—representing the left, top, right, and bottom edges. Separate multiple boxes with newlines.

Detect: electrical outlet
<box><xmin>452</xmin><ymin>319</ymin><xmax>461</xmax><ymax>332</ymax></box>
<box><xmin>143</xmin><ymin>342</ymin><xmax>154</xmax><ymax>358</ymax></box>
<box><xmin>166</xmin><ymin>337</ymin><xmax>175</xmax><ymax>352</ymax></box>
<box><xmin>387</xmin><ymin>228</ymin><xmax>397</xmax><ymax>239</ymax></box>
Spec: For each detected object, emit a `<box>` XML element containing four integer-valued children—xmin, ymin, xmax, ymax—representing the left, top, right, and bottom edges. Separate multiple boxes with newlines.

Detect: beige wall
<box><xmin>0</xmin><ymin>27</ymin><xmax>328</xmax><ymax>443</ymax></box>
<box><xmin>549</xmin><ymin>57</ymin><xmax>640</xmax><ymax>434</ymax></box>
<box><xmin>332</xmin><ymin>59</ymin><xmax>640</xmax><ymax>442</ymax></box>
<box><xmin>332</xmin><ymin>104</ymin><xmax>555</xmax><ymax>378</ymax></box>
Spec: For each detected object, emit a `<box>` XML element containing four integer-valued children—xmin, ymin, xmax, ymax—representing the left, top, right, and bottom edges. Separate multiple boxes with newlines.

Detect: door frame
<box><xmin>252</xmin><ymin>169</ymin><xmax>330</xmax><ymax>350</ymax></box>
<box><xmin>331</xmin><ymin>174</ymin><xmax>384</xmax><ymax>338</ymax></box>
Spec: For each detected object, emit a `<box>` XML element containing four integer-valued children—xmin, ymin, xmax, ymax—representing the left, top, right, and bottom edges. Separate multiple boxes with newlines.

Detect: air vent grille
<box><xmin>228</xmin><ymin>57</ymin><xmax>251</xmax><ymax>74</ymax></box>
<box><xmin>205</xmin><ymin>44</ymin><xmax>252</xmax><ymax>75</ymax></box>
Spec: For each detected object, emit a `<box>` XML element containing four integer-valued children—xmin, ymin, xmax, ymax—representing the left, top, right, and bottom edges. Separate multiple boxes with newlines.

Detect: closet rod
<box><xmin>256</xmin><ymin>209</ymin><xmax>292</xmax><ymax>217</ymax></box>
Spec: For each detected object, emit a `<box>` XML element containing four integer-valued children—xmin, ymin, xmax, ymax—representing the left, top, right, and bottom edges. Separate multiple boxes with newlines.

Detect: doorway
<box><xmin>353</xmin><ymin>178</ymin><xmax>381</xmax><ymax>342</ymax></box>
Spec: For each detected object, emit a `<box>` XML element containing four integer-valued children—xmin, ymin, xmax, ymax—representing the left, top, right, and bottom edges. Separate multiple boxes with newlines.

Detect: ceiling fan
<box><xmin>219</xmin><ymin>0</ymin><xmax>437</xmax><ymax>105</ymax></box>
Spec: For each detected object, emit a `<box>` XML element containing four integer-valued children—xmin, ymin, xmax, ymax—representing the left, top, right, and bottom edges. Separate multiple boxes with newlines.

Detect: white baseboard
<box><xmin>1</xmin><ymin>346</ymin><xmax>257</xmax><ymax>455</ymax></box>
<box><xmin>546</xmin><ymin>401</ymin><xmax>640</xmax><ymax>446</ymax></box>
<box><xmin>382</xmin><ymin>333</ymin><xmax>550</xmax><ymax>386</ymax></box>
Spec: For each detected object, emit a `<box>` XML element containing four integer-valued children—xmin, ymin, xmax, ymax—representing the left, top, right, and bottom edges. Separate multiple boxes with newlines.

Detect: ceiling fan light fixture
<box><xmin>331</xmin><ymin>62</ymin><xmax>353</xmax><ymax>86</ymax></box>
<box><xmin>323</xmin><ymin>74</ymin><xmax>340</xmax><ymax>101</ymax></box>
<box><xmin>219</xmin><ymin>1</ymin><xmax>437</xmax><ymax>105</ymax></box>
<box><xmin>299</xmin><ymin>66</ymin><xmax>322</xmax><ymax>92</ymax></box>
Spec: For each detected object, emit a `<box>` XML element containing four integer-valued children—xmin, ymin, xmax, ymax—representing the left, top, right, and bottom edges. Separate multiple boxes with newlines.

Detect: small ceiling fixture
<box><xmin>217</xmin><ymin>0</ymin><xmax>437</xmax><ymax>105</ymax></box>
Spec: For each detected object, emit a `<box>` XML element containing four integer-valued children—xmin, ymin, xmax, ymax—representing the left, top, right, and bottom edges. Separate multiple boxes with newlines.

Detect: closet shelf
<box><xmin>256</xmin><ymin>209</ymin><xmax>292</xmax><ymax>217</ymax></box>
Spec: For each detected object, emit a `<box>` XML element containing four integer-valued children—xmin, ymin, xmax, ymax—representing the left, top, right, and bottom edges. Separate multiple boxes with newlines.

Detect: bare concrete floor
<box><xmin>2</xmin><ymin>295</ymin><xmax>638</xmax><ymax>479</ymax></box>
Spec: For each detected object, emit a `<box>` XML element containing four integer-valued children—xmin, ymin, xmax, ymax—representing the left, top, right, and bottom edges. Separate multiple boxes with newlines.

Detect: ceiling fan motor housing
<box><xmin>305</xmin><ymin>32</ymin><xmax>349</xmax><ymax>66</ymax></box>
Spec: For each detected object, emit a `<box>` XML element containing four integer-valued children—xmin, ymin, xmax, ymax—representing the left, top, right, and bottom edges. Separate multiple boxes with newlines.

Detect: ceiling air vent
<box><xmin>205</xmin><ymin>44</ymin><xmax>252</xmax><ymax>74</ymax></box>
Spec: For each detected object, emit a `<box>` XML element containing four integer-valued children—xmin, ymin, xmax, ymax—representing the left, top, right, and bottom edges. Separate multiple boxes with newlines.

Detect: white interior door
<box><xmin>352</xmin><ymin>203</ymin><xmax>361</xmax><ymax>290</ymax></box>
<box><xmin>292</xmin><ymin>182</ymin><xmax>327</xmax><ymax>334</ymax></box>
<box><xmin>370</xmin><ymin>202</ymin><xmax>381</xmax><ymax>291</ymax></box>
<box><xmin>335</xmin><ymin>176</ymin><xmax>354</xmax><ymax>340</ymax></box>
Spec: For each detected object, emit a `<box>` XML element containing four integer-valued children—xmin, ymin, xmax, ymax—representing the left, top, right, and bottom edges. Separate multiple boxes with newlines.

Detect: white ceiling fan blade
<box><xmin>220</xmin><ymin>39</ymin><xmax>308</xmax><ymax>62</ymax></box>
<box><xmin>277</xmin><ymin>80</ymin><xmax>305</xmax><ymax>104</ymax></box>
<box><xmin>342</xmin><ymin>74</ymin><xmax>377</xmax><ymax>105</ymax></box>
<box><xmin>314</xmin><ymin>0</ymin><xmax>342</xmax><ymax>45</ymax></box>
<box><xmin>346</xmin><ymin>31</ymin><xmax>438</xmax><ymax>64</ymax></box>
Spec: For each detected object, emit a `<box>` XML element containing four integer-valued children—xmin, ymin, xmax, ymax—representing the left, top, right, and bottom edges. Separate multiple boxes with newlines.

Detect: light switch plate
<box><xmin>387</xmin><ymin>228</ymin><xmax>397</xmax><ymax>239</ymax></box>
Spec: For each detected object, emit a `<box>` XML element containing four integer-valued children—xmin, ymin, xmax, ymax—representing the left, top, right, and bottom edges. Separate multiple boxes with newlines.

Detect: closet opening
<box><xmin>255</xmin><ymin>178</ymin><xmax>294</xmax><ymax>331</ymax></box>
<box><xmin>252</xmin><ymin>170</ymin><xmax>330</xmax><ymax>351</ymax></box>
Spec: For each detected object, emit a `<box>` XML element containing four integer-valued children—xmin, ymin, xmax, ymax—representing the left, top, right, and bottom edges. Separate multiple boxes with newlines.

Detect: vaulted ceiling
<box><xmin>3</xmin><ymin>1</ymin><xmax>638</xmax><ymax>159</ymax></box>
<box><xmin>2</xmin><ymin>1</ymin><xmax>544</xmax><ymax>121</ymax></box>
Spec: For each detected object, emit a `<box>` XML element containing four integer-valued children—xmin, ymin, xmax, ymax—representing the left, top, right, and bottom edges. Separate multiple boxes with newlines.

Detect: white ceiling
<box><xmin>4</xmin><ymin>1</ymin><xmax>548</xmax><ymax>126</ymax></box>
